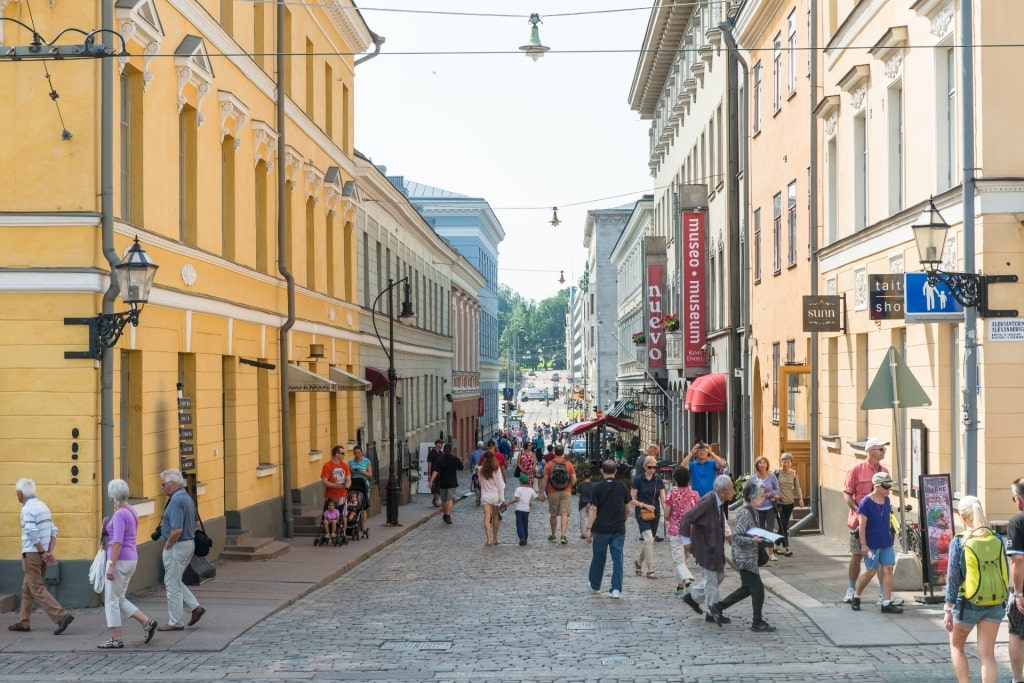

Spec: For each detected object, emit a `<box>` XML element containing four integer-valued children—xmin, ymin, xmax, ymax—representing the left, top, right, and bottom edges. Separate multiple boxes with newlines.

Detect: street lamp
<box><xmin>372</xmin><ymin>277</ymin><xmax>415</xmax><ymax>526</ymax></box>
<box><xmin>911</xmin><ymin>198</ymin><xmax>1018</xmax><ymax>318</ymax></box>
<box><xmin>65</xmin><ymin>236</ymin><xmax>159</xmax><ymax>359</ymax></box>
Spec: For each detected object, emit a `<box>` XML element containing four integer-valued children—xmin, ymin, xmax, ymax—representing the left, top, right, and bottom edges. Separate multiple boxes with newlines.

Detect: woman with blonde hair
<box><xmin>630</xmin><ymin>445</ymin><xmax>667</xmax><ymax>578</ymax></box>
<box><xmin>942</xmin><ymin>495</ymin><xmax>1008</xmax><ymax>683</ymax></box>
<box><xmin>477</xmin><ymin>451</ymin><xmax>506</xmax><ymax>546</ymax></box>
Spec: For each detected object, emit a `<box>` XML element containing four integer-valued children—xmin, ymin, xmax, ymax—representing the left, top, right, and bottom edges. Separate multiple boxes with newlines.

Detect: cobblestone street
<box><xmin>0</xmin><ymin>481</ymin><xmax>1011</xmax><ymax>682</ymax></box>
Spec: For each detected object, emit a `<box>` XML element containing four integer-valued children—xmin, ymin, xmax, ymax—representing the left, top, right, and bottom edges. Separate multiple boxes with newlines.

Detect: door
<box><xmin>778</xmin><ymin>363</ymin><xmax>810</xmax><ymax>498</ymax></box>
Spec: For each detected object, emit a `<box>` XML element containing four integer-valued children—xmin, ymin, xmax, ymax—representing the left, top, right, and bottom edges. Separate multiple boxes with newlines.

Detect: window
<box><xmin>254</xmin><ymin>1</ymin><xmax>266</xmax><ymax>70</ymax></box>
<box><xmin>305</xmin><ymin>38</ymin><xmax>314</xmax><ymax>116</ymax></box>
<box><xmin>119</xmin><ymin>70</ymin><xmax>144</xmax><ymax>225</ymax></box>
<box><xmin>772</xmin><ymin>191</ymin><xmax>782</xmax><ymax>275</ymax></box>
<box><xmin>772</xmin><ymin>33</ymin><xmax>782</xmax><ymax>111</ymax></box>
<box><xmin>787</xmin><ymin>10</ymin><xmax>797</xmax><ymax>95</ymax></box>
<box><xmin>753</xmin><ymin>208</ymin><xmax>762</xmax><ymax>283</ymax></box>
<box><xmin>255</xmin><ymin>160</ymin><xmax>269</xmax><ymax>273</ymax></box>
<box><xmin>888</xmin><ymin>83</ymin><xmax>904</xmax><ymax>214</ymax></box>
<box><xmin>305</xmin><ymin>197</ymin><xmax>316</xmax><ymax>289</ymax></box>
<box><xmin>772</xmin><ymin>342</ymin><xmax>780</xmax><ymax>423</ymax></box>
<box><xmin>178</xmin><ymin>105</ymin><xmax>198</xmax><ymax>245</ymax></box>
<box><xmin>324</xmin><ymin>63</ymin><xmax>333</xmax><ymax>138</ymax></box>
<box><xmin>222</xmin><ymin>135</ymin><xmax>236</xmax><ymax>260</ymax></box>
<box><xmin>221</xmin><ymin>0</ymin><xmax>233</xmax><ymax>34</ymax></box>
<box><xmin>787</xmin><ymin>181</ymin><xmax>797</xmax><ymax>267</ymax></box>
<box><xmin>854</xmin><ymin>113</ymin><xmax>867</xmax><ymax>230</ymax></box>
<box><xmin>753</xmin><ymin>61</ymin><xmax>762</xmax><ymax>132</ymax></box>
<box><xmin>326</xmin><ymin>213</ymin><xmax>336</xmax><ymax>297</ymax></box>
<box><xmin>826</xmin><ymin>137</ymin><xmax>837</xmax><ymax>243</ymax></box>
<box><xmin>937</xmin><ymin>45</ymin><xmax>957</xmax><ymax>191</ymax></box>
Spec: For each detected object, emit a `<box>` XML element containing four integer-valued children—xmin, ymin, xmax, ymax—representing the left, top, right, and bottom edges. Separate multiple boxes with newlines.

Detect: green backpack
<box><xmin>958</xmin><ymin>529</ymin><xmax>1009</xmax><ymax>607</ymax></box>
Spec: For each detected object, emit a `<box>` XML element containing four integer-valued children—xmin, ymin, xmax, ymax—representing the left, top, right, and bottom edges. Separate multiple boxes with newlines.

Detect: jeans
<box><xmin>515</xmin><ymin>510</ymin><xmax>529</xmax><ymax>541</ymax></box>
<box><xmin>776</xmin><ymin>503</ymin><xmax>795</xmax><ymax>548</ymax></box>
<box><xmin>718</xmin><ymin>568</ymin><xmax>766</xmax><ymax>622</ymax></box>
<box><xmin>588</xmin><ymin>532</ymin><xmax>625</xmax><ymax>592</ymax></box>
<box><xmin>578</xmin><ymin>504</ymin><xmax>591</xmax><ymax>535</ymax></box>
<box><xmin>162</xmin><ymin>539</ymin><xmax>199</xmax><ymax>627</ymax></box>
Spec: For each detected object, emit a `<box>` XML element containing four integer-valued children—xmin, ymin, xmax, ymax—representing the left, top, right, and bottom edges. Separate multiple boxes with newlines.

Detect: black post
<box><xmin>386</xmin><ymin>278</ymin><xmax>400</xmax><ymax>526</ymax></box>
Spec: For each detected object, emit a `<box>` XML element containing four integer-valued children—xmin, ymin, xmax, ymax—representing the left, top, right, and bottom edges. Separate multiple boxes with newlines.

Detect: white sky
<box><xmin>354</xmin><ymin>1</ymin><xmax>654</xmax><ymax>303</ymax></box>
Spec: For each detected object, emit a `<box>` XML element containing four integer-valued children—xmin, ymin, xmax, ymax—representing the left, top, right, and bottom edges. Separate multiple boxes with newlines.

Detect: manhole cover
<box><xmin>380</xmin><ymin>641</ymin><xmax>452</xmax><ymax>651</ymax></box>
<box><xmin>566</xmin><ymin>620</ymin><xmax>625</xmax><ymax>630</ymax></box>
<box><xmin>601</xmin><ymin>656</ymin><xmax>634</xmax><ymax>666</ymax></box>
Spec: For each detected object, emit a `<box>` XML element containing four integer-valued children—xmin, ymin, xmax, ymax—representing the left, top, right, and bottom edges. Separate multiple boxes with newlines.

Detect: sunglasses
<box><xmin>645</xmin><ymin>466</ymin><xmax>657</xmax><ymax>470</ymax></box>
<box><xmin>880</xmin><ymin>483</ymin><xmax>892</xmax><ymax>489</ymax></box>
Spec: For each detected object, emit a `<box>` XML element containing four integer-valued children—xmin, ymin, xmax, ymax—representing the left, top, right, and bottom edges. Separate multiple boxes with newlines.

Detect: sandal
<box><xmin>635</xmin><ymin>561</ymin><xmax>643</xmax><ymax>577</ymax></box>
<box><xmin>97</xmin><ymin>639</ymin><xmax>124</xmax><ymax>649</ymax></box>
<box><xmin>647</xmin><ymin>571</ymin><xmax>658</xmax><ymax>579</ymax></box>
<box><xmin>783</xmin><ymin>548</ymin><xmax>794</xmax><ymax>557</ymax></box>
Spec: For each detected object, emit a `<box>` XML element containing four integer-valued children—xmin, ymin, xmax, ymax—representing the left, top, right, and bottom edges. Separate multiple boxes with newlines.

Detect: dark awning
<box><xmin>286</xmin><ymin>364</ymin><xmax>338</xmax><ymax>393</ymax></box>
<box><xmin>606</xmin><ymin>397</ymin><xmax>631</xmax><ymax>418</ymax></box>
<box><xmin>364</xmin><ymin>366</ymin><xmax>390</xmax><ymax>396</ymax></box>
<box><xmin>329</xmin><ymin>366</ymin><xmax>371</xmax><ymax>392</ymax></box>
<box><xmin>685</xmin><ymin>373</ymin><xmax>727</xmax><ymax>413</ymax></box>
<box><xmin>562</xmin><ymin>415</ymin><xmax>640</xmax><ymax>435</ymax></box>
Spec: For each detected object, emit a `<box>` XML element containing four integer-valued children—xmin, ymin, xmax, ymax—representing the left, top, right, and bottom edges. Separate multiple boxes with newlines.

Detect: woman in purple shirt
<box><xmin>99</xmin><ymin>479</ymin><xmax>158</xmax><ymax>648</ymax></box>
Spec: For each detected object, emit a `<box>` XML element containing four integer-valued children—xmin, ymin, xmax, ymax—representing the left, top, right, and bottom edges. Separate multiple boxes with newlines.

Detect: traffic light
<box><xmin>595</xmin><ymin>410</ymin><xmax>603</xmax><ymax>418</ymax></box>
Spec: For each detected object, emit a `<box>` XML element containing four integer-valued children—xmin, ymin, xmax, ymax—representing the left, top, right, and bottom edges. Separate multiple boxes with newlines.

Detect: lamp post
<box><xmin>372</xmin><ymin>278</ymin><xmax>415</xmax><ymax>526</ymax></box>
<box><xmin>912</xmin><ymin>198</ymin><xmax>1018</xmax><ymax>496</ymax></box>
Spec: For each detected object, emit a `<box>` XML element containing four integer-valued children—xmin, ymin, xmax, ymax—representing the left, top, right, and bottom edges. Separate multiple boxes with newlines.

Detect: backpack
<box><xmin>549</xmin><ymin>460</ymin><xmax>571</xmax><ymax>490</ymax></box>
<box><xmin>958</xmin><ymin>529</ymin><xmax>1009</xmax><ymax>607</ymax></box>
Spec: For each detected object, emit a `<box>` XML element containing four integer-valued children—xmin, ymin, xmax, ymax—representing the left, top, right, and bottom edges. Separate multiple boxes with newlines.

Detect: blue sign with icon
<box><xmin>904</xmin><ymin>273</ymin><xmax>964</xmax><ymax>323</ymax></box>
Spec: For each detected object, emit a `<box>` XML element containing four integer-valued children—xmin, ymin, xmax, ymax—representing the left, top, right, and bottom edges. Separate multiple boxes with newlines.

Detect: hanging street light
<box><xmin>519</xmin><ymin>13</ymin><xmax>550</xmax><ymax>62</ymax></box>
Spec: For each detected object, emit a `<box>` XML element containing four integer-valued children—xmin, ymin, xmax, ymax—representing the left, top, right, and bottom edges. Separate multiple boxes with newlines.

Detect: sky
<box><xmin>353</xmin><ymin>1</ymin><xmax>655</xmax><ymax>303</ymax></box>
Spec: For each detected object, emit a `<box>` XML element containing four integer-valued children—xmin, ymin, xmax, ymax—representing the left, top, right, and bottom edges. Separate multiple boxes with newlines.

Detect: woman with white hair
<box><xmin>99</xmin><ymin>478</ymin><xmax>157</xmax><ymax>648</ymax></box>
<box><xmin>942</xmin><ymin>495</ymin><xmax>1008</xmax><ymax>683</ymax></box>
<box><xmin>630</xmin><ymin>445</ymin><xmax>667</xmax><ymax>579</ymax></box>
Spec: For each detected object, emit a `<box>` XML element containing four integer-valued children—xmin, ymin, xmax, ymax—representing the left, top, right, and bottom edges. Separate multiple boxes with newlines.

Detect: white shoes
<box><xmin>844</xmin><ymin>588</ymin><xmax>856</xmax><ymax>603</ymax></box>
<box><xmin>609</xmin><ymin>589</ymin><xmax>621</xmax><ymax>599</ymax></box>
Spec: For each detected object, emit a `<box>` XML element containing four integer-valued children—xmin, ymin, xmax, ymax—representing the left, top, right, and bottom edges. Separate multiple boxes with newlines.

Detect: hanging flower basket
<box><xmin>631</xmin><ymin>332</ymin><xmax>646</xmax><ymax>345</ymax></box>
<box><xmin>660</xmin><ymin>314</ymin><xmax>680</xmax><ymax>332</ymax></box>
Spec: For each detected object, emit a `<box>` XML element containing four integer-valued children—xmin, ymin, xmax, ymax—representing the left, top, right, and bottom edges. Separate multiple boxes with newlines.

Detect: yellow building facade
<box><xmin>0</xmin><ymin>0</ymin><xmax>376</xmax><ymax>603</ymax></box>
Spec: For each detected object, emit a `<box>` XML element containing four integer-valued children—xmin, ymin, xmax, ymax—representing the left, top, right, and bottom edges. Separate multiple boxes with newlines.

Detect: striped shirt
<box><xmin>21</xmin><ymin>496</ymin><xmax>58</xmax><ymax>554</ymax></box>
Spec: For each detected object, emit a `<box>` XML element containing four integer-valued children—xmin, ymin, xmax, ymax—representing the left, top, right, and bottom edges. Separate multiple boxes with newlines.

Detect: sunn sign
<box><xmin>646</xmin><ymin>263</ymin><xmax>665</xmax><ymax>368</ymax></box>
<box><xmin>682</xmin><ymin>211</ymin><xmax>706</xmax><ymax>369</ymax></box>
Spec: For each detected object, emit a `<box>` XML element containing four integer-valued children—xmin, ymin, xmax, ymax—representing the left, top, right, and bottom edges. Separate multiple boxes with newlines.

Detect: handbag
<box><xmin>640</xmin><ymin>506</ymin><xmax>657</xmax><ymax>522</ymax></box>
<box><xmin>193</xmin><ymin>514</ymin><xmax>213</xmax><ymax>557</ymax></box>
<box><xmin>757</xmin><ymin>543</ymin><xmax>770</xmax><ymax>566</ymax></box>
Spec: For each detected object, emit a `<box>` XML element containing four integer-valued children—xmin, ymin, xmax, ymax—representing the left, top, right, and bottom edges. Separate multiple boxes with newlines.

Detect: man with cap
<box><xmin>842</xmin><ymin>437</ymin><xmax>897</xmax><ymax>605</ymax></box>
<box><xmin>428</xmin><ymin>443</ymin><xmax>463</xmax><ymax>525</ymax></box>
<box><xmin>850</xmin><ymin>470</ymin><xmax>902</xmax><ymax>613</ymax></box>
<box><xmin>469</xmin><ymin>441</ymin><xmax>486</xmax><ymax>470</ymax></box>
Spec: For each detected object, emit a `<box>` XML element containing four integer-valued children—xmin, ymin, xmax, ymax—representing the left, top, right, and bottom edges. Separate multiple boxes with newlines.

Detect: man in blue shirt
<box><xmin>155</xmin><ymin>469</ymin><xmax>205</xmax><ymax>631</ymax></box>
<box><xmin>469</xmin><ymin>441</ymin><xmax>485</xmax><ymax>469</ymax></box>
<box><xmin>681</xmin><ymin>441</ymin><xmax>727</xmax><ymax>497</ymax></box>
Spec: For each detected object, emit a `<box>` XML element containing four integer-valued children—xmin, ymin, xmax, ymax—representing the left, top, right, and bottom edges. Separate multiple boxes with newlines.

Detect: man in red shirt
<box><xmin>321</xmin><ymin>445</ymin><xmax>351</xmax><ymax>505</ymax></box>
<box><xmin>539</xmin><ymin>445</ymin><xmax>577</xmax><ymax>544</ymax></box>
<box><xmin>842</xmin><ymin>437</ymin><xmax>889</xmax><ymax>603</ymax></box>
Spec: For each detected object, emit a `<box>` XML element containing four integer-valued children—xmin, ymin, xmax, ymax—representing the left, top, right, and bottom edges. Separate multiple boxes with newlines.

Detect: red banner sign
<box><xmin>646</xmin><ymin>263</ymin><xmax>665</xmax><ymax>368</ymax></box>
<box><xmin>478</xmin><ymin>397</ymin><xmax>485</xmax><ymax>417</ymax></box>
<box><xmin>682</xmin><ymin>211</ymin><xmax>706</xmax><ymax>369</ymax></box>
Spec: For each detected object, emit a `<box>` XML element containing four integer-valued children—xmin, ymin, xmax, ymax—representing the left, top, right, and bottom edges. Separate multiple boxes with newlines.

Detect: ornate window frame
<box><xmin>115</xmin><ymin>0</ymin><xmax>164</xmax><ymax>89</ymax></box>
<box><xmin>174</xmin><ymin>35</ymin><xmax>214</xmax><ymax>126</ymax></box>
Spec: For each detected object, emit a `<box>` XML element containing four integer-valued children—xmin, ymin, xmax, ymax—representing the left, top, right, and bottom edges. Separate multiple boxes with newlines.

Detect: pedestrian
<box><xmin>429</xmin><ymin>443</ymin><xmax>464</xmax><ymax>524</ymax></box>
<box><xmin>775</xmin><ymin>453</ymin><xmax>803</xmax><ymax>556</ymax></box>
<box><xmin>630</xmin><ymin>450</ymin><xmax>667</xmax><ymax>579</ymax></box>
<box><xmin>427</xmin><ymin>439</ymin><xmax>444</xmax><ymax>507</ymax></box>
<box><xmin>708</xmin><ymin>479</ymin><xmax>777</xmax><ymax>632</ymax></box>
<box><xmin>678</xmin><ymin>474</ymin><xmax>735</xmax><ymax>621</ymax></box>
<box><xmin>577</xmin><ymin>469</ymin><xmax>595</xmax><ymax>539</ymax></box>
<box><xmin>681</xmin><ymin>441</ymin><xmax>728</xmax><ymax>497</ymax></box>
<box><xmin>346</xmin><ymin>445</ymin><xmax>373</xmax><ymax>508</ymax></box>
<box><xmin>321</xmin><ymin>445</ymin><xmax>351</xmax><ymax>506</ymax></box>
<box><xmin>943</xmin><ymin>495</ymin><xmax>1008</xmax><ymax>683</ymax></box>
<box><xmin>517</xmin><ymin>442</ymin><xmax>537</xmax><ymax>491</ymax></box>
<box><xmin>538</xmin><ymin>444</ymin><xmax>577</xmax><ymax>544</ymax></box>
<box><xmin>508</xmin><ymin>474</ymin><xmax>538</xmax><ymax>545</ymax></box>
<box><xmin>469</xmin><ymin>441</ymin><xmax>485</xmax><ymax>470</ymax></box>
<box><xmin>99</xmin><ymin>478</ymin><xmax>158</xmax><ymax>648</ymax></box>
<box><xmin>478</xmin><ymin>451</ymin><xmax>505</xmax><ymax>546</ymax></box>
<box><xmin>842</xmin><ymin>437</ymin><xmax>893</xmax><ymax>605</ymax></box>
<box><xmin>586</xmin><ymin>460</ymin><xmax>631</xmax><ymax>599</ymax></box>
<box><xmin>752</xmin><ymin>456</ymin><xmax>781</xmax><ymax>561</ymax></box>
<box><xmin>155</xmin><ymin>469</ymin><xmax>206</xmax><ymax>631</ymax></box>
<box><xmin>664</xmin><ymin>466</ymin><xmax>700</xmax><ymax>598</ymax></box>
<box><xmin>850</xmin><ymin>471</ymin><xmax>902</xmax><ymax>613</ymax></box>
<box><xmin>1007</xmin><ymin>477</ymin><xmax>1024</xmax><ymax>683</ymax></box>
<box><xmin>8</xmin><ymin>478</ymin><xmax>74</xmax><ymax>635</ymax></box>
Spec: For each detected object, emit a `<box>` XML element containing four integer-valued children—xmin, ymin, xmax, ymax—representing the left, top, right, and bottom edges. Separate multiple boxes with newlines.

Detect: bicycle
<box><xmin>891</xmin><ymin>503</ymin><xmax>922</xmax><ymax>557</ymax></box>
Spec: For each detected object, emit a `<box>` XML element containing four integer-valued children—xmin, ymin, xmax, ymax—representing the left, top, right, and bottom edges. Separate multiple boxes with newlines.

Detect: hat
<box><xmin>519</xmin><ymin>475</ymin><xmax>529</xmax><ymax>484</ymax></box>
<box><xmin>864</xmin><ymin>437</ymin><xmax>890</xmax><ymax>451</ymax></box>
<box><xmin>871</xmin><ymin>471</ymin><xmax>893</xmax><ymax>487</ymax></box>
<box><xmin>477</xmin><ymin>440</ymin><xmax>484</xmax><ymax>447</ymax></box>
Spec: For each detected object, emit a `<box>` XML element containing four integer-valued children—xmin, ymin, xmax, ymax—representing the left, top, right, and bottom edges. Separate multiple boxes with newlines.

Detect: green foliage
<box><xmin>498</xmin><ymin>285</ymin><xmax>570</xmax><ymax>373</ymax></box>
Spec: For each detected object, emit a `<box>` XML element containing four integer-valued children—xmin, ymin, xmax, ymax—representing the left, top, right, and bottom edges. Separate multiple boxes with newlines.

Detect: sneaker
<box><xmin>587</xmin><ymin>583</ymin><xmax>600</xmax><ymax>594</ymax></box>
<box><xmin>843</xmin><ymin>588</ymin><xmax>856</xmax><ymax>603</ymax></box>
<box><xmin>769</xmin><ymin>554</ymin><xmax>778</xmax><ymax>561</ymax></box>
<box><xmin>548</xmin><ymin>535</ymin><xmax>556</xmax><ymax>542</ymax></box>
<box><xmin>707</xmin><ymin>604</ymin><xmax>725</xmax><ymax>627</ymax></box>
<box><xmin>880</xmin><ymin>602</ymin><xmax>903</xmax><ymax>614</ymax></box>
<box><xmin>682</xmin><ymin>593</ymin><xmax>703</xmax><ymax>615</ymax></box>
<box><xmin>851</xmin><ymin>596</ymin><xmax>861</xmax><ymax>611</ymax></box>
<box><xmin>876</xmin><ymin>596</ymin><xmax>905</xmax><ymax>606</ymax></box>
<box><xmin>751</xmin><ymin>620</ymin><xmax>777</xmax><ymax>633</ymax></box>
<box><xmin>560</xmin><ymin>536</ymin><xmax>568</xmax><ymax>545</ymax></box>
<box><xmin>609</xmin><ymin>589</ymin><xmax>621</xmax><ymax>599</ymax></box>
<box><xmin>675</xmin><ymin>585</ymin><xmax>689</xmax><ymax>599</ymax></box>
<box><xmin>705</xmin><ymin>611</ymin><xmax>732</xmax><ymax>625</ymax></box>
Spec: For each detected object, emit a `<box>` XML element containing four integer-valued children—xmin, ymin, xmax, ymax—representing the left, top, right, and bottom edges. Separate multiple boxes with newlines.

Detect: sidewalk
<box><xmin>0</xmin><ymin>494</ymin><xmax>1009</xmax><ymax>654</ymax></box>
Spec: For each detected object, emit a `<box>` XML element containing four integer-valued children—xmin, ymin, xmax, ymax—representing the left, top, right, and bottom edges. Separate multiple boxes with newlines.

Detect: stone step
<box><xmin>219</xmin><ymin>538</ymin><xmax>291</xmax><ymax>562</ymax></box>
<box><xmin>0</xmin><ymin>593</ymin><xmax>15</xmax><ymax>614</ymax></box>
<box><xmin>224</xmin><ymin>528</ymin><xmax>254</xmax><ymax>546</ymax></box>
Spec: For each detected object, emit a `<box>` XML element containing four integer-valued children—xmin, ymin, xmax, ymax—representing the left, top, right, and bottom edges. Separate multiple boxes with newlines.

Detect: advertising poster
<box><xmin>919</xmin><ymin>474</ymin><xmax>954</xmax><ymax>587</ymax></box>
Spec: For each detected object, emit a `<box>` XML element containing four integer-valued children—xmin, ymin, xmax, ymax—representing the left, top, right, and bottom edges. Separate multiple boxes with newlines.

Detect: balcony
<box><xmin>665</xmin><ymin>331</ymin><xmax>682</xmax><ymax>368</ymax></box>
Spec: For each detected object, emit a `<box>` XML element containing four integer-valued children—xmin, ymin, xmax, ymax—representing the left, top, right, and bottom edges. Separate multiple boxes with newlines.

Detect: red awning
<box><xmin>364</xmin><ymin>366</ymin><xmax>390</xmax><ymax>396</ymax></box>
<box><xmin>564</xmin><ymin>415</ymin><xmax>639</xmax><ymax>435</ymax></box>
<box><xmin>685</xmin><ymin>373</ymin><xmax>727</xmax><ymax>413</ymax></box>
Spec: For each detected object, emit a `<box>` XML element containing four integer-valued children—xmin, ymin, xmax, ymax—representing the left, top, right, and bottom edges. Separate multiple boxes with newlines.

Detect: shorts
<box><xmin>439</xmin><ymin>487</ymin><xmax>458</xmax><ymax>502</ymax></box>
<box><xmin>547</xmin><ymin>489</ymin><xmax>571</xmax><ymax>517</ymax></box>
<box><xmin>953</xmin><ymin>598</ymin><xmax>1007</xmax><ymax>627</ymax></box>
<box><xmin>1008</xmin><ymin>599</ymin><xmax>1024</xmax><ymax>638</ymax></box>
<box><xmin>862</xmin><ymin>546</ymin><xmax>896</xmax><ymax>570</ymax></box>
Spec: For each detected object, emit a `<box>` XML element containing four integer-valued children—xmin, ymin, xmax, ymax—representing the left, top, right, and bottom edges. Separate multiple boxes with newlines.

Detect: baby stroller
<box><xmin>345</xmin><ymin>489</ymin><xmax>370</xmax><ymax>541</ymax></box>
<box><xmin>313</xmin><ymin>498</ymin><xmax>347</xmax><ymax>547</ymax></box>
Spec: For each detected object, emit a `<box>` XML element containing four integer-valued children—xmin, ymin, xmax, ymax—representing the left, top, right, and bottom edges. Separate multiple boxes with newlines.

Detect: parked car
<box><xmin>551</xmin><ymin>373</ymin><xmax>560</xmax><ymax>382</ymax></box>
<box><xmin>570</xmin><ymin>439</ymin><xmax>588</xmax><ymax>457</ymax></box>
<box><xmin>518</xmin><ymin>387</ymin><xmax>548</xmax><ymax>401</ymax></box>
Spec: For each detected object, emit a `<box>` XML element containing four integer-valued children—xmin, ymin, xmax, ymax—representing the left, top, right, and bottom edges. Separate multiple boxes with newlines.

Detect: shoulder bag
<box><xmin>193</xmin><ymin>510</ymin><xmax>213</xmax><ymax>557</ymax></box>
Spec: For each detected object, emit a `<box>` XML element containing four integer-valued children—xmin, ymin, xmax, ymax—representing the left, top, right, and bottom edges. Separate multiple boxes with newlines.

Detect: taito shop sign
<box><xmin>646</xmin><ymin>263</ymin><xmax>665</xmax><ymax>368</ymax></box>
<box><xmin>682</xmin><ymin>211</ymin><xmax>707</xmax><ymax>369</ymax></box>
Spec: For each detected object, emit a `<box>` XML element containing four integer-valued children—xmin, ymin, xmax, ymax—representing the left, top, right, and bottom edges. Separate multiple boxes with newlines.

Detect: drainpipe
<box><xmin>717</xmin><ymin>21</ymin><xmax>749</xmax><ymax>469</ymax></box>
<box><xmin>354</xmin><ymin>32</ymin><xmax>385</xmax><ymax>66</ymax></box>
<box><xmin>100</xmin><ymin>0</ymin><xmax>118</xmax><ymax>520</ymax></box>
<box><xmin>277</xmin><ymin>0</ymin><xmax>295</xmax><ymax>538</ymax></box>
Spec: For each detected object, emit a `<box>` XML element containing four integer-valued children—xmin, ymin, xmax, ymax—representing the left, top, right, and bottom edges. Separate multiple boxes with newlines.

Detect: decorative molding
<box><xmin>884</xmin><ymin>53</ymin><xmax>903</xmax><ymax>82</ymax></box>
<box><xmin>284</xmin><ymin>145</ymin><xmax>303</xmax><ymax>183</ymax></box>
<box><xmin>826</xmin><ymin>277</ymin><xmax>837</xmax><ymax>296</ymax></box>
<box><xmin>218</xmin><ymin>90</ymin><xmax>249</xmax><ymax>143</ymax></box>
<box><xmin>824</xmin><ymin>113</ymin><xmax>838</xmax><ymax>140</ymax></box>
<box><xmin>838</xmin><ymin>63</ymin><xmax>870</xmax><ymax>93</ymax></box>
<box><xmin>303</xmin><ymin>162</ymin><xmax>324</xmax><ymax>203</ymax></box>
<box><xmin>251</xmin><ymin>120</ymin><xmax>278</xmax><ymax>168</ymax></box>
<box><xmin>931</xmin><ymin>5</ymin><xmax>955</xmax><ymax>40</ymax></box>
<box><xmin>888</xmin><ymin>255</ymin><xmax>904</xmax><ymax>274</ymax></box>
<box><xmin>174</xmin><ymin>35</ymin><xmax>215</xmax><ymax>125</ymax></box>
<box><xmin>853</xmin><ymin>267</ymin><xmax>867</xmax><ymax>311</ymax></box>
<box><xmin>850</xmin><ymin>85</ymin><xmax>867</xmax><ymax>113</ymax></box>
<box><xmin>115</xmin><ymin>0</ymin><xmax>164</xmax><ymax>88</ymax></box>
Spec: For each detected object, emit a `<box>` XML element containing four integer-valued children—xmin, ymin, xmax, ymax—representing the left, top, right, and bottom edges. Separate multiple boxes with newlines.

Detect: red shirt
<box><xmin>321</xmin><ymin>460</ymin><xmax>351</xmax><ymax>501</ymax></box>
<box><xmin>844</xmin><ymin>460</ymin><xmax>887</xmax><ymax>529</ymax></box>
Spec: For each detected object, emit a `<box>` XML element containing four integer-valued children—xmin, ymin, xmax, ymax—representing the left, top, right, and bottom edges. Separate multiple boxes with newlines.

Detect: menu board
<box><xmin>919</xmin><ymin>474</ymin><xmax>954</xmax><ymax>587</ymax></box>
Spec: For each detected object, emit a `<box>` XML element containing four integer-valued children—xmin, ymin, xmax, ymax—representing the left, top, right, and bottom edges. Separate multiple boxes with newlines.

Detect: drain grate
<box><xmin>380</xmin><ymin>641</ymin><xmax>453</xmax><ymax>651</ymax></box>
<box><xmin>601</xmin><ymin>655</ymin><xmax>634</xmax><ymax>666</ymax></box>
<box><xmin>566</xmin><ymin>620</ymin><xmax>626</xmax><ymax>630</ymax></box>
